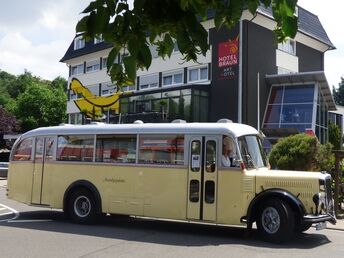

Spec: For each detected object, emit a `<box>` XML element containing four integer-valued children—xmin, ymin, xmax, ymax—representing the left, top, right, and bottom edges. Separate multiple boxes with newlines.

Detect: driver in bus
<box><xmin>222</xmin><ymin>136</ymin><xmax>236</xmax><ymax>167</ymax></box>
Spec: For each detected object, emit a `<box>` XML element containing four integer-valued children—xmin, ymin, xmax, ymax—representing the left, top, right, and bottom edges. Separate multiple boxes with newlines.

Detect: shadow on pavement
<box><xmin>0</xmin><ymin>210</ymin><xmax>331</xmax><ymax>249</ymax></box>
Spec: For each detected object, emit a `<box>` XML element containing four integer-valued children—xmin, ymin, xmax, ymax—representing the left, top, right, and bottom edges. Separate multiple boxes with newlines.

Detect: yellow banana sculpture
<box><xmin>70</xmin><ymin>78</ymin><xmax>128</xmax><ymax>119</ymax></box>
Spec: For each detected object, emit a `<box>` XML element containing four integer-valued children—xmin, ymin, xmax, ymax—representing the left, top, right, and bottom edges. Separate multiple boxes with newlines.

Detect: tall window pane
<box><xmin>96</xmin><ymin>135</ymin><xmax>136</xmax><ymax>163</ymax></box>
<box><xmin>57</xmin><ymin>135</ymin><xmax>94</xmax><ymax>162</ymax></box>
<box><xmin>139</xmin><ymin>135</ymin><xmax>184</xmax><ymax>165</ymax></box>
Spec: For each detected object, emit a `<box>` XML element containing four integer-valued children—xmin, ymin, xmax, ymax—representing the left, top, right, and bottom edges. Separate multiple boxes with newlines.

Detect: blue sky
<box><xmin>0</xmin><ymin>0</ymin><xmax>342</xmax><ymax>88</ymax></box>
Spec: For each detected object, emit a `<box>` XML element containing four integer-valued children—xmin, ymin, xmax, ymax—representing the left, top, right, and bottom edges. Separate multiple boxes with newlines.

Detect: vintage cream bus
<box><xmin>7</xmin><ymin>120</ymin><xmax>336</xmax><ymax>242</ymax></box>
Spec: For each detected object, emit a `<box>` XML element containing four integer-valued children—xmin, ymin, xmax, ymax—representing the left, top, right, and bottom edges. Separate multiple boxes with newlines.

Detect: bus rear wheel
<box><xmin>256</xmin><ymin>198</ymin><xmax>295</xmax><ymax>243</ymax></box>
<box><xmin>67</xmin><ymin>188</ymin><xmax>97</xmax><ymax>224</ymax></box>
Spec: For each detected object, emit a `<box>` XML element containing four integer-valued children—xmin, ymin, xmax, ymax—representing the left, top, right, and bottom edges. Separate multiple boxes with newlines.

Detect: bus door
<box><xmin>31</xmin><ymin>136</ymin><xmax>53</xmax><ymax>205</ymax></box>
<box><xmin>187</xmin><ymin>136</ymin><xmax>218</xmax><ymax>221</ymax></box>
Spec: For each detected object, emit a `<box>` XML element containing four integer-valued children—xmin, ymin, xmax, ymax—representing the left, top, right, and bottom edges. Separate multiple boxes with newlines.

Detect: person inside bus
<box><xmin>222</xmin><ymin>136</ymin><xmax>236</xmax><ymax>167</ymax></box>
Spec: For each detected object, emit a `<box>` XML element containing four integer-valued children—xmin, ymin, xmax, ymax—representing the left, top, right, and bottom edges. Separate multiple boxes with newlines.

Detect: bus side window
<box><xmin>190</xmin><ymin>140</ymin><xmax>201</xmax><ymax>172</ymax></box>
<box><xmin>45</xmin><ymin>137</ymin><xmax>55</xmax><ymax>161</ymax></box>
<box><xmin>12</xmin><ymin>138</ymin><xmax>33</xmax><ymax>161</ymax></box>
<box><xmin>57</xmin><ymin>135</ymin><xmax>94</xmax><ymax>162</ymax></box>
<box><xmin>95</xmin><ymin>135</ymin><xmax>137</xmax><ymax>163</ymax></box>
<box><xmin>138</xmin><ymin>135</ymin><xmax>184</xmax><ymax>165</ymax></box>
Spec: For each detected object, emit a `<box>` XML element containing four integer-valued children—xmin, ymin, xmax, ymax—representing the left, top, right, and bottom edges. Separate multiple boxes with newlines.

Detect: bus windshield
<box><xmin>237</xmin><ymin>135</ymin><xmax>267</xmax><ymax>169</ymax></box>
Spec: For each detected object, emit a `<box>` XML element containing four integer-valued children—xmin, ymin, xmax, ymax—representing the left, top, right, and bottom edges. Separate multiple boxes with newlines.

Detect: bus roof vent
<box><xmin>133</xmin><ymin>120</ymin><xmax>144</xmax><ymax>124</ymax></box>
<box><xmin>217</xmin><ymin>118</ymin><xmax>233</xmax><ymax>123</ymax></box>
<box><xmin>171</xmin><ymin>119</ymin><xmax>187</xmax><ymax>123</ymax></box>
<box><xmin>59</xmin><ymin>123</ymin><xmax>74</xmax><ymax>126</ymax></box>
<box><xmin>90</xmin><ymin>122</ymin><xmax>105</xmax><ymax>125</ymax></box>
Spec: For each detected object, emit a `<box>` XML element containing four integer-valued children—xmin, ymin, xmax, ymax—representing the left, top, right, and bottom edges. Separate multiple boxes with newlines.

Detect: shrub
<box><xmin>269</xmin><ymin>133</ymin><xmax>334</xmax><ymax>171</ymax></box>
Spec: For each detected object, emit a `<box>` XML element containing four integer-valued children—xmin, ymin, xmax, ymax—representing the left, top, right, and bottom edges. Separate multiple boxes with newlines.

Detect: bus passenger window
<box><xmin>138</xmin><ymin>135</ymin><xmax>184</xmax><ymax>165</ymax></box>
<box><xmin>205</xmin><ymin>140</ymin><xmax>216</xmax><ymax>172</ymax></box>
<box><xmin>205</xmin><ymin>181</ymin><xmax>215</xmax><ymax>203</ymax></box>
<box><xmin>45</xmin><ymin>137</ymin><xmax>55</xmax><ymax>161</ymax></box>
<box><xmin>189</xmin><ymin>180</ymin><xmax>199</xmax><ymax>202</ymax></box>
<box><xmin>12</xmin><ymin>138</ymin><xmax>33</xmax><ymax>161</ymax></box>
<box><xmin>95</xmin><ymin>135</ymin><xmax>136</xmax><ymax>163</ymax></box>
<box><xmin>57</xmin><ymin>135</ymin><xmax>94</xmax><ymax>162</ymax></box>
<box><xmin>35</xmin><ymin>137</ymin><xmax>44</xmax><ymax>161</ymax></box>
<box><xmin>190</xmin><ymin>140</ymin><xmax>201</xmax><ymax>172</ymax></box>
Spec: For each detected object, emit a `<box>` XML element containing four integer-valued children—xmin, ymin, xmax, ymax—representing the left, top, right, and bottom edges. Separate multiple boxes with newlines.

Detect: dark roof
<box><xmin>258</xmin><ymin>5</ymin><xmax>335</xmax><ymax>49</ymax></box>
<box><xmin>60</xmin><ymin>37</ymin><xmax>113</xmax><ymax>62</ymax></box>
<box><xmin>61</xmin><ymin>5</ymin><xmax>334</xmax><ymax>62</ymax></box>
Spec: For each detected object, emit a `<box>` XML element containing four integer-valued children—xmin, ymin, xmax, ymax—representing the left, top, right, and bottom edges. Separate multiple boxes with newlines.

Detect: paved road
<box><xmin>1</xmin><ymin>183</ymin><xmax>344</xmax><ymax>258</ymax></box>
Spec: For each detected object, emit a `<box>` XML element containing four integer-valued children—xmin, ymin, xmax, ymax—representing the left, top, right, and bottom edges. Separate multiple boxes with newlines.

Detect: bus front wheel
<box><xmin>256</xmin><ymin>198</ymin><xmax>295</xmax><ymax>243</ymax></box>
<box><xmin>67</xmin><ymin>188</ymin><xmax>97</xmax><ymax>224</ymax></box>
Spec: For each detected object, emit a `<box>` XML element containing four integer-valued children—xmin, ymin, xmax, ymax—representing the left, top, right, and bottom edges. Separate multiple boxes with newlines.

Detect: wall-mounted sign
<box><xmin>217</xmin><ymin>36</ymin><xmax>239</xmax><ymax>80</ymax></box>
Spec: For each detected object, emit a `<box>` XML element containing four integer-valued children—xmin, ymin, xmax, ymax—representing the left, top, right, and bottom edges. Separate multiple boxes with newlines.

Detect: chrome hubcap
<box><xmin>74</xmin><ymin>195</ymin><xmax>91</xmax><ymax>218</ymax></box>
<box><xmin>261</xmin><ymin>207</ymin><xmax>280</xmax><ymax>234</ymax></box>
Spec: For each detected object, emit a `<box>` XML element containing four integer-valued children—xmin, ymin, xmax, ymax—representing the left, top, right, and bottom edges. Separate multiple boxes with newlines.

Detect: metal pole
<box><xmin>334</xmin><ymin>153</ymin><xmax>340</xmax><ymax>215</ymax></box>
<box><xmin>238</xmin><ymin>19</ymin><xmax>243</xmax><ymax>123</ymax></box>
<box><xmin>257</xmin><ymin>72</ymin><xmax>260</xmax><ymax>131</ymax></box>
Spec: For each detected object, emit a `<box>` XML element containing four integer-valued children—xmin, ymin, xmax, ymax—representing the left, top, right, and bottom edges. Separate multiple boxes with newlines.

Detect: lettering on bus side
<box><xmin>104</xmin><ymin>177</ymin><xmax>126</xmax><ymax>183</ymax></box>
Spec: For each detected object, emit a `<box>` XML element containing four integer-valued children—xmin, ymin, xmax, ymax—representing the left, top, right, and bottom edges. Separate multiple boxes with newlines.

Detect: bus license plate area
<box><xmin>315</xmin><ymin>222</ymin><xmax>326</xmax><ymax>231</ymax></box>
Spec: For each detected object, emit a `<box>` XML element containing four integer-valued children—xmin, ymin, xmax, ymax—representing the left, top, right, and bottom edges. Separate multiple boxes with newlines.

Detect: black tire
<box><xmin>256</xmin><ymin>198</ymin><xmax>295</xmax><ymax>243</ymax></box>
<box><xmin>296</xmin><ymin>222</ymin><xmax>312</xmax><ymax>233</ymax></box>
<box><xmin>67</xmin><ymin>188</ymin><xmax>97</xmax><ymax>224</ymax></box>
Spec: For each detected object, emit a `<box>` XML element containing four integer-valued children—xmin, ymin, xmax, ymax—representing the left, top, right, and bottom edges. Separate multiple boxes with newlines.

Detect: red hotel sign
<box><xmin>218</xmin><ymin>39</ymin><xmax>238</xmax><ymax>67</ymax></box>
<box><xmin>217</xmin><ymin>36</ymin><xmax>239</xmax><ymax>80</ymax></box>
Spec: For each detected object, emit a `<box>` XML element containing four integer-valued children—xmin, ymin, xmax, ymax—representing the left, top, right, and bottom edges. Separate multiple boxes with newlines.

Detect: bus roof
<box><xmin>19</xmin><ymin>122</ymin><xmax>259</xmax><ymax>139</ymax></box>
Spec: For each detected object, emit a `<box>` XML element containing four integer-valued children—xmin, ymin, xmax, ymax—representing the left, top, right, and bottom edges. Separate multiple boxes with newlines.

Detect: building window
<box><xmin>278</xmin><ymin>39</ymin><xmax>296</xmax><ymax>55</ymax></box>
<box><xmin>88</xmin><ymin>84</ymin><xmax>100</xmax><ymax>96</ymax></box>
<box><xmin>140</xmin><ymin>74</ymin><xmax>159</xmax><ymax>90</ymax></box>
<box><xmin>188</xmin><ymin>66</ymin><xmax>208</xmax><ymax>82</ymax></box>
<box><xmin>277</xmin><ymin>67</ymin><xmax>294</xmax><ymax>75</ymax></box>
<box><xmin>263</xmin><ymin>85</ymin><xmax>315</xmax><ymax>133</ymax></box>
<box><xmin>102</xmin><ymin>82</ymin><xmax>117</xmax><ymax>95</ymax></box>
<box><xmin>69</xmin><ymin>113</ymin><xmax>83</xmax><ymax>124</ymax></box>
<box><xmin>102</xmin><ymin>57</ymin><xmax>108</xmax><ymax>69</ymax></box>
<box><xmin>86</xmin><ymin>60</ymin><xmax>100</xmax><ymax>73</ymax></box>
<box><xmin>71</xmin><ymin>64</ymin><xmax>84</xmax><ymax>75</ymax></box>
<box><xmin>74</xmin><ymin>36</ymin><xmax>85</xmax><ymax>50</ymax></box>
<box><xmin>94</xmin><ymin>35</ymin><xmax>104</xmax><ymax>44</ymax></box>
<box><xmin>122</xmin><ymin>85</ymin><xmax>136</xmax><ymax>92</ymax></box>
<box><xmin>162</xmin><ymin>70</ymin><xmax>183</xmax><ymax>86</ymax></box>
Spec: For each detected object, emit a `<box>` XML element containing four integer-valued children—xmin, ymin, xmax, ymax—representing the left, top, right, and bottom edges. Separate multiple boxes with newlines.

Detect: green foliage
<box><xmin>328</xmin><ymin>121</ymin><xmax>342</xmax><ymax>150</ymax></box>
<box><xmin>316</xmin><ymin>142</ymin><xmax>335</xmax><ymax>172</ymax></box>
<box><xmin>0</xmin><ymin>106</ymin><xmax>19</xmax><ymax>135</ymax></box>
<box><xmin>0</xmin><ymin>69</ymin><xmax>68</xmax><ymax>133</ymax></box>
<box><xmin>333</xmin><ymin>78</ymin><xmax>344</xmax><ymax>106</ymax></box>
<box><xmin>269</xmin><ymin>133</ymin><xmax>334</xmax><ymax>171</ymax></box>
<box><xmin>77</xmin><ymin>0</ymin><xmax>298</xmax><ymax>87</ymax></box>
<box><xmin>12</xmin><ymin>84</ymin><xmax>67</xmax><ymax>132</ymax></box>
<box><xmin>50</xmin><ymin>76</ymin><xmax>68</xmax><ymax>91</ymax></box>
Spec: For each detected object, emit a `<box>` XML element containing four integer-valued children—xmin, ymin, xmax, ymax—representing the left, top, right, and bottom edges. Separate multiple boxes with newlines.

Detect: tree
<box><xmin>77</xmin><ymin>0</ymin><xmax>298</xmax><ymax>86</ymax></box>
<box><xmin>328</xmin><ymin>120</ymin><xmax>342</xmax><ymax>150</ymax></box>
<box><xmin>268</xmin><ymin>133</ymin><xmax>333</xmax><ymax>171</ymax></box>
<box><xmin>6</xmin><ymin>70</ymin><xmax>42</xmax><ymax>99</ymax></box>
<box><xmin>0</xmin><ymin>106</ymin><xmax>19</xmax><ymax>148</ymax></box>
<box><xmin>0</xmin><ymin>106</ymin><xmax>19</xmax><ymax>136</ymax></box>
<box><xmin>12</xmin><ymin>84</ymin><xmax>67</xmax><ymax>132</ymax></box>
<box><xmin>333</xmin><ymin>77</ymin><xmax>344</xmax><ymax>106</ymax></box>
<box><xmin>51</xmin><ymin>76</ymin><xmax>68</xmax><ymax>91</ymax></box>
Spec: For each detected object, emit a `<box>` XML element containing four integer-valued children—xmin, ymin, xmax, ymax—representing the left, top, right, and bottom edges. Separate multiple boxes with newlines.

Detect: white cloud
<box><xmin>298</xmin><ymin>0</ymin><xmax>344</xmax><ymax>87</ymax></box>
<box><xmin>0</xmin><ymin>0</ymin><xmax>88</xmax><ymax>80</ymax></box>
